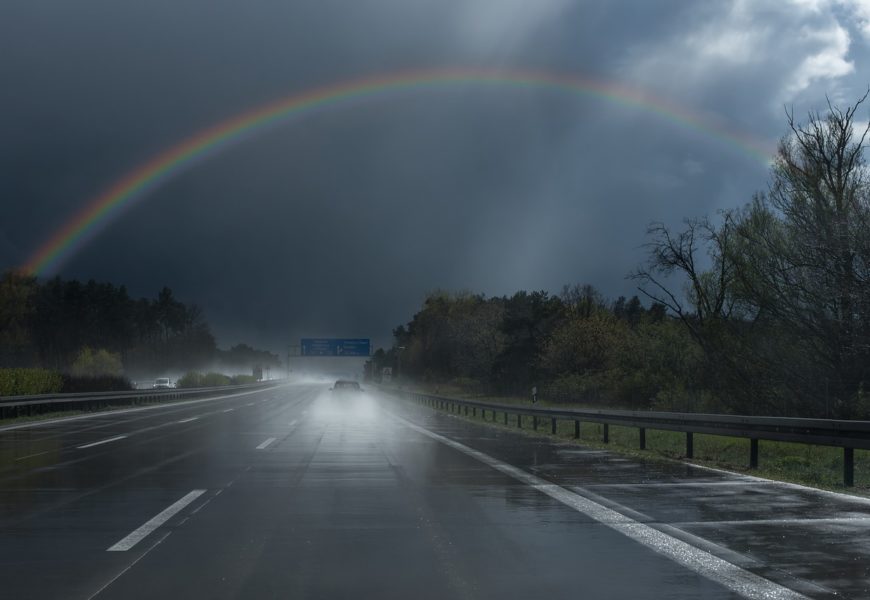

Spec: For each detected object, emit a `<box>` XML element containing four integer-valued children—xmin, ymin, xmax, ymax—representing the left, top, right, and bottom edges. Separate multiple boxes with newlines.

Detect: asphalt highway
<box><xmin>1</xmin><ymin>383</ymin><xmax>867</xmax><ymax>599</ymax></box>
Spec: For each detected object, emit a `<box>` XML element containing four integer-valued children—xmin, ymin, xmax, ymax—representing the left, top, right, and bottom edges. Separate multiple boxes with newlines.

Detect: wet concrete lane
<box><xmin>1</xmin><ymin>385</ymin><xmax>857</xmax><ymax>599</ymax></box>
<box><xmin>93</xmin><ymin>392</ymin><xmax>740</xmax><ymax>600</ymax></box>
<box><xmin>0</xmin><ymin>385</ymin><xmax>319</xmax><ymax>599</ymax></box>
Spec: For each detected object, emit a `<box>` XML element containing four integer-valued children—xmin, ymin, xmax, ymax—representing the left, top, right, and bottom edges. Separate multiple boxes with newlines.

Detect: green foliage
<box><xmin>176</xmin><ymin>371</ymin><xmax>204</xmax><ymax>388</ymax></box>
<box><xmin>176</xmin><ymin>371</ymin><xmax>233</xmax><ymax>388</ymax></box>
<box><xmin>203</xmin><ymin>372</ymin><xmax>232</xmax><ymax>386</ymax></box>
<box><xmin>70</xmin><ymin>347</ymin><xmax>124</xmax><ymax>378</ymax></box>
<box><xmin>0</xmin><ymin>368</ymin><xmax>63</xmax><ymax>396</ymax></box>
<box><xmin>231</xmin><ymin>374</ymin><xmax>257</xmax><ymax>385</ymax></box>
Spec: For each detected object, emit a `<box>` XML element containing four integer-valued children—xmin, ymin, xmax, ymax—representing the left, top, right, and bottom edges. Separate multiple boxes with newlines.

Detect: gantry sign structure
<box><xmin>299</xmin><ymin>338</ymin><xmax>371</xmax><ymax>357</ymax></box>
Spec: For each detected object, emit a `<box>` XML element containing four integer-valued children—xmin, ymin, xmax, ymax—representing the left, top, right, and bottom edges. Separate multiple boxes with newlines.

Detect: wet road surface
<box><xmin>0</xmin><ymin>383</ymin><xmax>867</xmax><ymax>599</ymax></box>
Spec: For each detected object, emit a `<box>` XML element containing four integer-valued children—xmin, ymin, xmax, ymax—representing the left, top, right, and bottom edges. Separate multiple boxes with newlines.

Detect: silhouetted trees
<box><xmin>0</xmin><ymin>274</ymin><xmax>277</xmax><ymax>377</ymax></box>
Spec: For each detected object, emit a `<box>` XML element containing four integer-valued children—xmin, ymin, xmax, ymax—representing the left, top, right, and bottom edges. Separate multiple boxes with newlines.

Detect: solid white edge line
<box><xmin>676</xmin><ymin>517</ymin><xmax>870</xmax><ymax>527</ymax></box>
<box><xmin>77</xmin><ymin>435</ymin><xmax>127</xmax><ymax>449</ymax></box>
<box><xmin>256</xmin><ymin>437</ymin><xmax>276</xmax><ymax>450</ymax></box>
<box><xmin>107</xmin><ymin>490</ymin><xmax>206</xmax><ymax>552</ymax></box>
<box><xmin>392</xmin><ymin>414</ymin><xmax>810</xmax><ymax>600</ymax></box>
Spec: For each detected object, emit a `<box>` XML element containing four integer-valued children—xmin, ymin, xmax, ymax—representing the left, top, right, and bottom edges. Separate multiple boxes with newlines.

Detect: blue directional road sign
<box><xmin>300</xmin><ymin>338</ymin><xmax>371</xmax><ymax>357</ymax></box>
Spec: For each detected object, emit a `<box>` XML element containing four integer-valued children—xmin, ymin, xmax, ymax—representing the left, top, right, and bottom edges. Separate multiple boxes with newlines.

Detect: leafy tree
<box><xmin>490</xmin><ymin>291</ymin><xmax>564</xmax><ymax>393</ymax></box>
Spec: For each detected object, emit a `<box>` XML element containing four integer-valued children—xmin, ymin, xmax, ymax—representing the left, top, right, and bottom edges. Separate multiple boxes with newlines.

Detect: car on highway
<box><xmin>152</xmin><ymin>377</ymin><xmax>173</xmax><ymax>389</ymax></box>
<box><xmin>330</xmin><ymin>379</ymin><xmax>362</xmax><ymax>395</ymax></box>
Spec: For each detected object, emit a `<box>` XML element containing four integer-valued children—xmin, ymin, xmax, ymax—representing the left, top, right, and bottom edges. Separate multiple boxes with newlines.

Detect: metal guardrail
<box><xmin>0</xmin><ymin>381</ymin><xmax>283</xmax><ymax>420</ymax></box>
<box><xmin>397</xmin><ymin>390</ymin><xmax>870</xmax><ymax>487</ymax></box>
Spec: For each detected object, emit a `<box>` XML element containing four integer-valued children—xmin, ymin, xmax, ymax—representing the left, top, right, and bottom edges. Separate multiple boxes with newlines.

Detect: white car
<box><xmin>152</xmin><ymin>377</ymin><xmax>173</xmax><ymax>389</ymax></box>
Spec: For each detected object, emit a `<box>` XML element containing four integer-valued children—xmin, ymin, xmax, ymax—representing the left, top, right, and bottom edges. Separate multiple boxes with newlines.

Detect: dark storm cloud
<box><xmin>2</xmin><ymin>0</ymin><xmax>869</xmax><ymax>352</ymax></box>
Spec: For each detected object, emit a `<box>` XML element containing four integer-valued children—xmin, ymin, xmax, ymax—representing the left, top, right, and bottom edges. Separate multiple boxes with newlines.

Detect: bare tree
<box><xmin>634</xmin><ymin>94</ymin><xmax>870</xmax><ymax>416</ymax></box>
<box><xmin>631</xmin><ymin>215</ymin><xmax>742</xmax><ymax>348</ymax></box>
<box><xmin>732</xmin><ymin>93</ymin><xmax>870</xmax><ymax>415</ymax></box>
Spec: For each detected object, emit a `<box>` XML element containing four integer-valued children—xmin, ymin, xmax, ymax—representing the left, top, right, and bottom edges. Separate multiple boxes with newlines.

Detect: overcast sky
<box><xmin>2</xmin><ymin>0</ymin><xmax>869</xmax><ymax>353</ymax></box>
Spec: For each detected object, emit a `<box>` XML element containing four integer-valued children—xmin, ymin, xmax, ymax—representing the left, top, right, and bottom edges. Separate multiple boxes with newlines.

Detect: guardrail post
<box><xmin>603</xmin><ymin>423</ymin><xmax>609</xmax><ymax>443</ymax></box>
<box><xmin>574</xmin><ymin>420</ymin><xmax>580</xmax><ymax>439</ymax></box>
<box><xmin>639</xmin><ymin>428</ymin><xmax>646</xmax><ymax>450</ymax></box>
<box><xmin>845</xmin><ymin>447</ymin><xmax>855</xmax><ymax>487</ymax></box>
<box><xmin>464</xmin><ymin>405</ymin><xmax>468</xmax><ymax>416</ymax></box>
<box><xmin>686</xmin><ymin>432</ymin><xmax>694</xmax><ymax>458</ymax></box>
<box><xmin>472</xmin><ymin>407</ymin><xmax>476</xmax><ymax>417</ymax></box>
<box><xmin>504</xmin><ymin>411</ymin><xmax>508</xmax><ymax>425</ymax></box>
<box><xmin>750</xmin><ymin>439</ymin><xmax>759</xmax><ymax>469</ymax></box>
<box><xmin>551</xmin><ymin>418</ymin><xmax>557</xmax><ymax>435</ymax></box>
<box><xmin>533</xmin><ymin>416</ymin><xmax>538</xmax><ymax>431</ymax></box>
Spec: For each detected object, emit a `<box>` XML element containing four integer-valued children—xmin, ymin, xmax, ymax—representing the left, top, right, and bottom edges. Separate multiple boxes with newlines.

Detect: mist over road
<box><xmin>0</xmin><ymin>384</ymin><xmax>866</xmax><ymax>599</ymax></box>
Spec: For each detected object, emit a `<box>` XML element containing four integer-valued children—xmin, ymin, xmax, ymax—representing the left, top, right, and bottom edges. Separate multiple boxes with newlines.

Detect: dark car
<box><xmin>331</xmin><ymin>380</ymin><xmax>362</xmax><ymax>394</ymax></box>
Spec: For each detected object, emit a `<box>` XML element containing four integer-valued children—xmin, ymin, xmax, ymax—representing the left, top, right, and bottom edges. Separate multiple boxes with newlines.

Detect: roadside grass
<box><xmin>400</xmin><ymin>384</ymin><xmax>870</xmax><ymax>495</ymax></box>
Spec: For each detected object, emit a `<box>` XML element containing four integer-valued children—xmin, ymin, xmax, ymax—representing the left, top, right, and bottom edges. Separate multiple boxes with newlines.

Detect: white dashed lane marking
<box><xmin>256</xmin><ymin>437</ymin><xmax>276</xmax><ymax>450</ymax></box>
<box><xmin>107</xmin><ymin>490</ymin><xmax>206</xmax><ymax>552</ymax></box>
<box><xmin>77</xmin><ymin>435</ymin><xmax>127</xmax><ymax>450</ymax></box>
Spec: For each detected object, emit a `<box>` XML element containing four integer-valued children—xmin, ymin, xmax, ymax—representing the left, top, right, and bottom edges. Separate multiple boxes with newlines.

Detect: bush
<box><xmin>0</xmin><ymin>368</ymin><xmax>63</xmax><ymax>396</ymax></box>
<box><xmin>176</xmin><ymin>371</ymin><xmax>204</xmax><ymax>388</ymax></box>
<box><xmin>202</xmin><ymin>372</ymin><xmax>231</xmax><ymax>386</ymax></box>
<box><xmin>70</xmin><ymin>347</ymin><xmax>124</xmax><ymax>378</ymax></box>
<box><xmin>177</xmin><ymin>371</ymin><xmax>233</xmax><ymax>388</ymax></box>
<box><xmin>231</xmin><ymin>374</ymin><xmax>257</xmax><ymax>385</ymax></box>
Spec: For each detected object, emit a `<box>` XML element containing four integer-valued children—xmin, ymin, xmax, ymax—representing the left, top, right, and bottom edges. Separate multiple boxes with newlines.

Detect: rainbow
<box><xmin>23</xmin><ymin>68</ymin><xmax>773</xmax><ymax>276</ymax></box>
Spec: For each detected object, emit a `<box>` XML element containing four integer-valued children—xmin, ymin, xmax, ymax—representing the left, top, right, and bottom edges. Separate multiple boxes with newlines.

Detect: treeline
<box><xmin>0</xmin><ymin>273</ymin><xmax>281</xmax><ymax>379</ymax></box>
<box><xmin>371</xmin><ymin>288</ymin><xmax>692</xmax><ymax>410</ymax></box>
<box><xmin>374</xmin><ymin>95</ymin><xmax>870</xmax><ymax>419</ymax></box>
